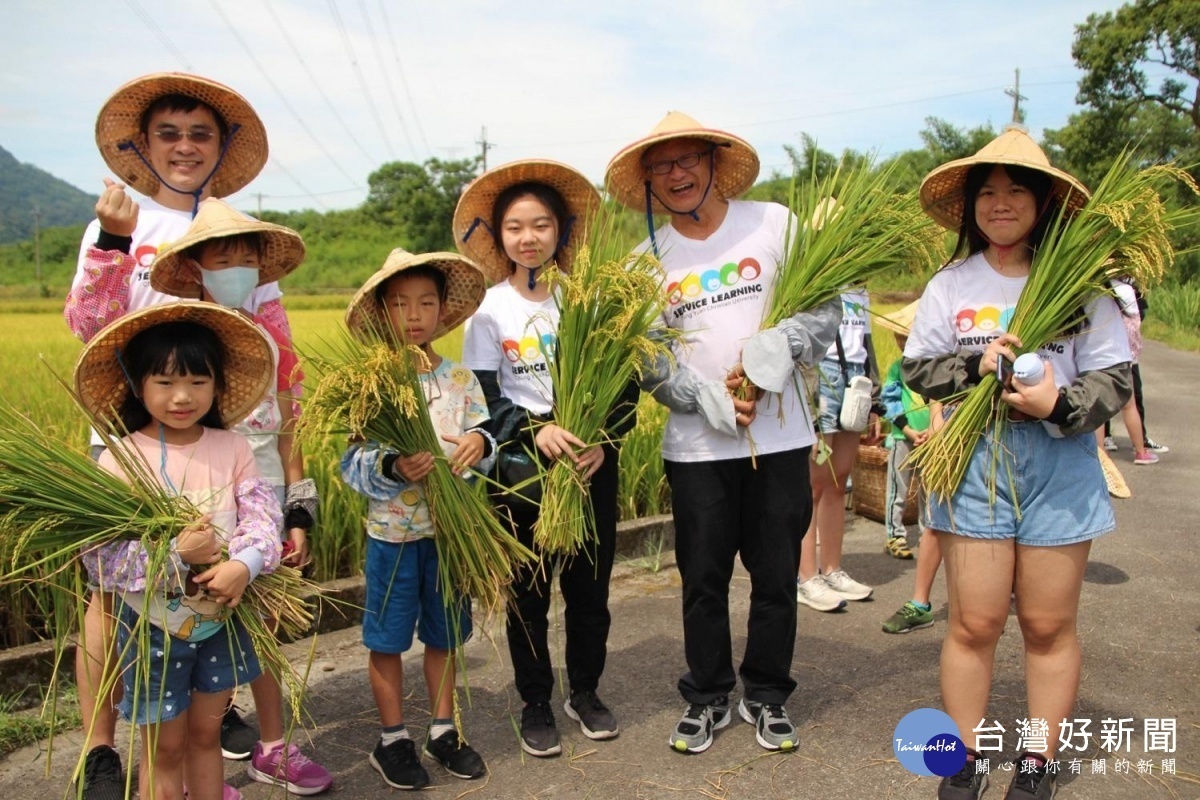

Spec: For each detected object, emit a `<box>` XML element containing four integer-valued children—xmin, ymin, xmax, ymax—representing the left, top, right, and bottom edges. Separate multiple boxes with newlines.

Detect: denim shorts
<box><xmin>925</xmin><ymin>421</ymin><xmax>1115</xmax><ymax>545</ymax></box>
<box><xmin>816</xmin><ymin>358</ymin><xmax>867</xmax><ymax>434</ymax></box>
<box><xmin>116</xmin><ymin>602</ymin><xmax>260</xmax><ymax>725</ymax></box>
<box><xmin>362</xmin><ymin>536</ymin><xmax>472</xmax><ymax>654</ymax></box>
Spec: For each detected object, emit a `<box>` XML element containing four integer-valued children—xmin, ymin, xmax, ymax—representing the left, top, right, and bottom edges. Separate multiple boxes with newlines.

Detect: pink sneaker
<box><xmin>223</xmin><ymin>784</ymin><xmax>242</xmax><ymax>800</ymax></box>
<box><xmin>1134</xmin><ymin>450</ymin><xmax>1160</xmax><ymax>465</ymax></box>
<box><xmin>247</xmin><ymin>742</ymin><xmax>333</xmax><ymax>795</ymax></box>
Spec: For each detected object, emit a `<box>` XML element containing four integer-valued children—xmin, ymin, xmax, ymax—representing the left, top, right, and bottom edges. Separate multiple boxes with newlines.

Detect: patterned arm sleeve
<box><xmin>341</xmin><ymin>441</ymin><xmax>408</xmax><ymax>500</ymax></box>
<box><xmin>63</xmin><ymin>248</ymin><xmax>136</xmax><ymax>343</ymax></box>
<box><xmin>227</xmin><ymin>476</ymin><xmax>283</xmax><ymax>578</ymax></box>
<box><xmin>255</xmin><ymin>301</ymin><xmax>305</xmax><ymax>390</ymax></box>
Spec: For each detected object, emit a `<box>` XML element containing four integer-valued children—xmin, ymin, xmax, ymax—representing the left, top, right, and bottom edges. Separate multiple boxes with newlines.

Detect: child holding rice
<box><xmin>902</xmin><ymin>126</ymin><xmax>1131</xmax><ymax>800</ymax></box>
<box><xmin>148</xmin><ymin>198</ymin><xmax>331</xmax><ymax>795</ymax></box>
<box><xmin>338</xmin><ymin>249</ymin><xmax>493</xmax><ymax>790</ymax></box>
<box><xmin>75</xmin><ymin>303</ymin><xmax>283</xmax><ymax>800</ymax></box>
<box><xmin>455</xmin><ymin>160</ymin><xmax>629</xmax><ymax>757</ymax></box>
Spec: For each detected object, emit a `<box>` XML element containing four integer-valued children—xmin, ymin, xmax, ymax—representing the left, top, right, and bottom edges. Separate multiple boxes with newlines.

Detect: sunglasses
<box><xmin>152</xmin><ymin>128</ymin><xmax>217</xmax><ymax>144</ymax></box>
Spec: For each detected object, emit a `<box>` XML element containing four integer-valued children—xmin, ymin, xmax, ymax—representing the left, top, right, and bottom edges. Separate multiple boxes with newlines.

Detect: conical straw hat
<box><xmin>605</xmin><ymin>111</ymin><xmax>760</xmax><ymax>213</ymax></box>
<box><xmin>95</xmin><ymin>72</ymin><xmax>268</xmax><ymax>199</ymax></box>
<box><xmin>150</xmin><ymin>198</ymin><xmax>305</xmax><ymax>297</ymax></box>
<box><xmin>346</xmin><ymin>249</ymin><xmax>487</xmax><ymax>341</ymax></box>
<box><xmin>919</xmin><ymin>126</ymin><xmax>1089</xmax><ymax>231</ymax></box>
<box><xmin>875</xmin><ymin>300</ymin><xmax>920</xmax><ymax>336</ymax></box>
<box><xmin>452</xmin><ymin>159</ymin><xmax>601</xmax><ymax>285</ymax></box>
<box><xmin>74</xmin><ymin>302</ymin><xmax>274</xmax><ymax>429</ymax></box>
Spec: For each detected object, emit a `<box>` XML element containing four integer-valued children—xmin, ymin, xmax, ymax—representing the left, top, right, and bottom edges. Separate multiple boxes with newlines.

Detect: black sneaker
<box><xmin>519</xmin><ymin>701</ymin><xmax>562</xmax><ymax>757</ymax></box>
<box><xmin>1004</xmin><ymin>753</ymin><xmax>1057</xmax><ymax>799</ymax></box>
<box><xmin>938</xmin><ymin>751</ymin><xmax>989</xmax><ymax>799</ymax></box>
<box><xmin>370</xmin><ymin>738</ymin><xmax>430</xmax><ymax>790</ymax></box>
<box><xmin>424</xmin><ymin>730</ymin><xmax>486</xmax><ymax>779</ymax></box>
<box><xmin>220</xmin><ymin>703</ymin><xmax>259</xmax><ymax>760</ymax></box>
<box><xmin>564</xmin><ymin>690</ymin><xmax>619</xmax><ymax>740</ymax></box>
<box><xmin>77</xmin><ymin>744</ymin><xmax>124</xmax><ymax>800</ymax></box>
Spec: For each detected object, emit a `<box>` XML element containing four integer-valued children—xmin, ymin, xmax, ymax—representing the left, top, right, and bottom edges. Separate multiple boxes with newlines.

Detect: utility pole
<box><xmin>254</xmin><ymin>192</ymin><xmax>264</xmax><ymax>216</ymax></box>
<box><xmin>33</xmin><ymin>205</ymin><xmax>42</xmax><ymax>284</ymax></box>
<box><xmin>476</xmin><ymin>126</ymin><xmax>495</xmax><ymax>171</ymax></box>
<box><xmin>1005</xmin><ymin>68</ymin><xmax>1027</xmax><ymax>125</ymax></box>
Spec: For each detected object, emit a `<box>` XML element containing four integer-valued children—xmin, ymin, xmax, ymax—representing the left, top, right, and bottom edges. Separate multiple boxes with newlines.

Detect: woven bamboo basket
<box><xmin>851</xmin><ymin>444</ymin><xmax>919</xmax><ymax>525</ymax></box>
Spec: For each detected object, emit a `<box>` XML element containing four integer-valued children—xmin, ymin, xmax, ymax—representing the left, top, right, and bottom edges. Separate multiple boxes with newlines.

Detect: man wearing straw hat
<box><xmin>606</xmin><ymin>112</ymin><xmax>839</xmax><ymax>755</ymax></box>
<box><xmin>61</xmin><ymin>73</ymin><xmax>321</xmax><ymax>800</ymax></box>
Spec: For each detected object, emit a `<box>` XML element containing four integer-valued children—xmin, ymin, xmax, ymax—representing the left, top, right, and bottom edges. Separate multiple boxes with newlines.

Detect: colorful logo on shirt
<box><xmin>666</xmin><ymin>257</ymin><xmax>763</xmax><ymax>305</ymax></box>
<box><xmin>842</xmin><ymin>297</ymin><xmax>867</xmax><ymax>319</ymax></box>
<box><xmin>956</xmin><ymin>305</ymin><xmax>1015</xmax><ymax>334</ymax></box>
<box><xmin>135</xmin><ymin>242</ymin><xmax>167</xmax><ymax>269</ymax></box>
<box><xmin>502</xmin><ymin>332</ymin><xmax>557</xmax><ymax>364</ymax></box>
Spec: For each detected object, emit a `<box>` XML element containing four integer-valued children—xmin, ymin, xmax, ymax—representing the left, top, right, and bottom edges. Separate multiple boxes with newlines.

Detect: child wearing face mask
<box><xmin>148</xmin><ymin>199</ymin><xmax>334</xmax><ymax>795</ymax></box>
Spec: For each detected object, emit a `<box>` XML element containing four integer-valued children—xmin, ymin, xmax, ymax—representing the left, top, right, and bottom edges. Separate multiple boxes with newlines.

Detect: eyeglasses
<box><xmin>644</xmin><ymin>147</ymin><xmax>715</xmax><ymax>176</ymax></box>
<box><xmin>152</xmin><ymin>128</ymin><xmax>217</xmax><ymax>144</ymax></box>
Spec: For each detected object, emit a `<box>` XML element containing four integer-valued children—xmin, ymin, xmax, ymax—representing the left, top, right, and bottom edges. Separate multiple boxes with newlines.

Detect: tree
<box><xmin>364</xmin><ymin>157</ymin><xmax>480</xmax><ymax>252</ymax></box>
<box><xmin>878</xmin><ymin>118</ymin><xmax>997</xmax><ymax>192</ymax></box>
<box><xmin>1073</xmin><ymin>0</ymin><xmax>1200</xmax><ymax>131</ymax></box>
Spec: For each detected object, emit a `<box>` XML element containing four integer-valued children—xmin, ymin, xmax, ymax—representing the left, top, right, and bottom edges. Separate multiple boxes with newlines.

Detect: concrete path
<box><xmin>2</xmin><ymin>339</ymin><xmax>1196</xmax><ymax>799</ymax></box>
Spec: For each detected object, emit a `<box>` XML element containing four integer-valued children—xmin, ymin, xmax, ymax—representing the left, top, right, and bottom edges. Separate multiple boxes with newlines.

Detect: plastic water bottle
<box><xmin>1012</xmin><ymin>353</ymin><xmax>1045</xmax><ymax>386</ymax></box>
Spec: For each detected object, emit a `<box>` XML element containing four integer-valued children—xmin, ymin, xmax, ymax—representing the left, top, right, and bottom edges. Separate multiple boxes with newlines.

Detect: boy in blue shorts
<box><xmin>339</xmin><ymin>249</ymin><xmax>494</xmax><ymax>791</ymax></box>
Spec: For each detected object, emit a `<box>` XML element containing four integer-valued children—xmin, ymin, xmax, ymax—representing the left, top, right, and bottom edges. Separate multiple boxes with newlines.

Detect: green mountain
<box><xmin>0</xmin><ymin>145</ymin><xmax>97</xmax><ymax>245</ymax></box>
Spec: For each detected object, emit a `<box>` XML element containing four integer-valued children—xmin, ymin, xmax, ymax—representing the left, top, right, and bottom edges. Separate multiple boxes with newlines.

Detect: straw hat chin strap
<box><xmin>116</xmin><ymin>123</ymin><xmax>242</xmax><ymax>217</ymax></box>
<box><xmin>644</xmin><ymin>146</ymin><xmax>720</xmax><ymax>257</ymax></box>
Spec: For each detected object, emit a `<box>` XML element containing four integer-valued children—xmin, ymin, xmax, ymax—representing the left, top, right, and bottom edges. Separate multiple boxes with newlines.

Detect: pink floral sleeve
<box><xmin>63</xmin><ymin>248</ymin><xmax>136</xmax><ymax>343</ymax></box>
<box><xmin>229</xmin><ymin>476</ymin><xmax>283</xmax><ymax>575</ymax></box>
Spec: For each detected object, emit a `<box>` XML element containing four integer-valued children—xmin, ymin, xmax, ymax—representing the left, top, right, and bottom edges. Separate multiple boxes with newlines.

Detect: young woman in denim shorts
<box><xmin>902</xmin><ymin>128</ymin><xmax>1132</xmax><ymax>800</ymax></box>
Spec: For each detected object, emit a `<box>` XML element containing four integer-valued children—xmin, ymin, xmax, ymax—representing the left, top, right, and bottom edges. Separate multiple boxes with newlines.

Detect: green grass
<box><xmin>0</xmin><ymin>686</ymin><xmax>81</xmax><ymax>757</ymax></box>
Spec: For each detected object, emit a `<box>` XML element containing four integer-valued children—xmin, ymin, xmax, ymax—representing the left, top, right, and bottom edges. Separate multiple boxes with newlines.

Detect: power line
<box><xmin>264</xmin><ymin>156</ymin><xmax>330</xmax><ymax>211</ymax></box>
<box><xmin>377</xmin><ymin>0</ymin><xmax>430</xmax><ymax>156</ymax></box>
<box><xmin>123</xmin><ymin>0</ymin><xmax>193</xmax><ymax>69</ymax></box>
<box><xmin>327</xmin><ymin>0</ymin><xmax>397</xmax><ymax>160</ymax></box>
<box><xmin>210</xmin><ymin>0</ymin><xmax>361</xmax><ymax>190</ymax></box>
<box><xmin>260</xmin><ymin>0</ymin><xmax>380</xmax><ymax>167</ymax></box>
<box><xmin>356</xmin><ymin>0</ymin><xmax>416</xmax><ymax>158</ymax></box>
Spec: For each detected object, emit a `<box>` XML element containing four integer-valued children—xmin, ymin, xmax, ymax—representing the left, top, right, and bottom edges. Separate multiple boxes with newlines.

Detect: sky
<box><xmin>1</xmin><ymin>0</ymin><xmax>1130</xmax><ymax>216</ymax></box>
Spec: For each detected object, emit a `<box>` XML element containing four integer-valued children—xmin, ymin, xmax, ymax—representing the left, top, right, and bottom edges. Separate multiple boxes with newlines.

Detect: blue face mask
<box><xmin>200</xmin><ymin>266</ymin><xmax>259</xmax><ymax>309</ymax></box>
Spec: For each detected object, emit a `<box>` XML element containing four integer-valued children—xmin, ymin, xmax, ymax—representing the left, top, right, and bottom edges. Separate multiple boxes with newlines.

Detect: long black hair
<box><xmin>947</xmin><ymin>163</ymin><xmax>1056</xmax><ymax>265</ymax></box>
<box><xmin>490</xmin><ymin>181</ymin><xmax>570</xmax><ymax>272</ymax></box>
<box><xmin>118</xmin><ymin>320</ymin><xmax>228</xmax><ymax>434</ymax></box>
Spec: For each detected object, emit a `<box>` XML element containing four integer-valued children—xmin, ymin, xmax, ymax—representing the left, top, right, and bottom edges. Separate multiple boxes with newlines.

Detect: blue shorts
<box><xmin>115</xmin><ymin>602</ymin><xmax>260</xmax><ymax>725</ymax></box>
<box><xmin>362</xmin><ymin>537</ymin><xmax>472</xmax><ymax>654</ymax></box>
<box><xmin>925</xmin><ymin>421</ymin><xmax>1115</xmax><ymax>546</ymax></box>
<box><xmin>816</xmin><ymin>358</ymin><xmax>867</xmax><ymax>434</ymax></box>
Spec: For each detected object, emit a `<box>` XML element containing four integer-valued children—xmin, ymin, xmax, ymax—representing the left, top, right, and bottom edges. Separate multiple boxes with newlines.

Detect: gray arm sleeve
<box><xmin>638</xmin><ymin>327</ymin><xmax>737</xmax><ymax>435</ymax></box>
<box><xmin>902</xmin><ymin>354</ymin><xmax>979</xmax><ymax>401</ymax></box>
<box><xmin>776</xmin><ymin>297</ymin><xmax>841</xmax><ymax>366</ymax></box>
<box><xmin>1056</xmin><ymin>363</ymin><xmax>1133</xmax><ymax>437</ymax></box>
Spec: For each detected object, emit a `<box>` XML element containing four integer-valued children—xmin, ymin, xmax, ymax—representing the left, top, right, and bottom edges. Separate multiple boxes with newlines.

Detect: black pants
<box><xmin>666</xmin><ymin>448</ymin><xmax>812</xmax><ymax>706</ymax></box>
<box><xmin>503</xmin><ymin>442</ymin><xmax>618</xmax><ymax>705</ymax></box>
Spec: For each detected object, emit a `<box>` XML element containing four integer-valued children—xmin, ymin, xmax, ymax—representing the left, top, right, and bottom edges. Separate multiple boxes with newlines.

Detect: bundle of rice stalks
<box><xmin>911</xmin><ymin>153</ymin><xmax>1200</xmax><ymax>501</ymax></box>
<box><xmin>534</xmin><ymin>208</ymin><xmax>674</xmax><ymax>555</ymax></box>
<box><xmin>762</xmin><ymin>158</ymin><xmax>942</xmax><ymax>331</ymax></box>
<box><xmin>295</xmin><ymin>328</ymin><xmax>534</xmax><ymax>613</ymax></box>
<box><xmin>0</xmin><ymin>402</ymin><xmax>321</xmax><ymax>704</ymax></box>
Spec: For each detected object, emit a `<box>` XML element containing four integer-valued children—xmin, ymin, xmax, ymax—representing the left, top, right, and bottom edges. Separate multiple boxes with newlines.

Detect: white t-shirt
<box><xmin>231</xmin><ymin>323</ymin><xmax>285</xmax><ymax>488</ymax></box>
<box><xmin>638</xmin><ymin>200</ymin><xmax>817</xmax><ymax>462</ymax></box>
<box><xmin>461</xmin><ymin>281</ymin><xmax>558</xmax><ymax>416</ymax></box>
<box><xmin>826</xmin><ymin>288</ymin><xmax>871</xmax><ymax>364</ymax></box>
<box><xmin>905</xmin><ymin>251</ymin><xmax>1131</xmax><ymax>434</ymax></box>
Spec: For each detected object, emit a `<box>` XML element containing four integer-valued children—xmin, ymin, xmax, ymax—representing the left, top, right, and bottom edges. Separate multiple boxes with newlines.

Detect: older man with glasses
<box><xmin>605</xmin><ymin>112</ymin><xmax>839</xmax><ymax>756</ymax></box>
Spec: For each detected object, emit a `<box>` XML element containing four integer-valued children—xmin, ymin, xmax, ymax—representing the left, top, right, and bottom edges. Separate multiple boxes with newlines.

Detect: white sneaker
<box><xmin>823</xmin><ymin>569</ymin><xmax>874</xmax><ymax>601</ymax></box>
<box><xmin>1103</xmin><ymin>436</ymin><xmax>1118</xmax><ymax>451</ymax></box>
<box><xmin>796</xmin><ymin>575</ymin><xmax>847</xmax><ymax>612</ymax></box>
